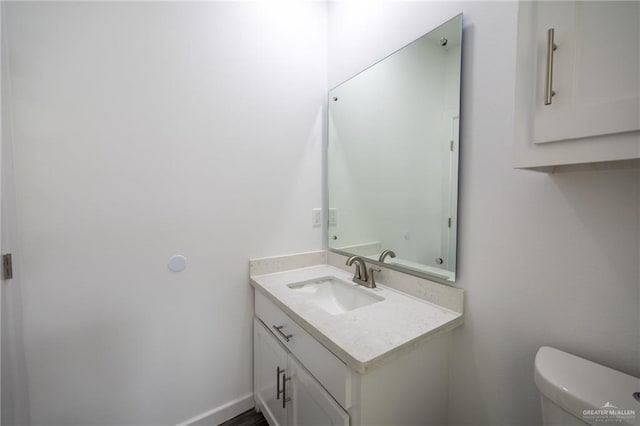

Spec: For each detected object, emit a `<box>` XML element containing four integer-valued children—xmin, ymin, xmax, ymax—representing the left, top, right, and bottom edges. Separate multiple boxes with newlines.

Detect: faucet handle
<box><xmin>368</xmin><ymin>267</ymin><xmax>381</xmax><ymax>288</ymax></box>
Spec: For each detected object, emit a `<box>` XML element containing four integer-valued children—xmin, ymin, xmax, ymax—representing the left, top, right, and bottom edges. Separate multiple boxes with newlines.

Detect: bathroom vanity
<box><xmin>250</xmin><ymin>254</ymin><xmax>464</xmax><ymax>426</ymax></box>
<box><xmin>251</xmin><ymin>14</ymin><xmax>465</xmax><ymax>426</ymax></box>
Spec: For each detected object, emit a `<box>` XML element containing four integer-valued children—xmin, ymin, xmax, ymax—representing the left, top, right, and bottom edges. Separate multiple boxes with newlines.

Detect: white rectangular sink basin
<box><xmin>287</xmin><ymin>276</ymin><xmax>384</xmax><ymax>315</ymax></box>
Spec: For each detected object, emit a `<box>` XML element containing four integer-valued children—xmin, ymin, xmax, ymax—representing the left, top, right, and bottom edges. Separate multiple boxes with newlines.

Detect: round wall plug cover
<box><xmin>168</xmin><ymin>255</ymin><xmax>187</xmax><ymax>272</ymax></box>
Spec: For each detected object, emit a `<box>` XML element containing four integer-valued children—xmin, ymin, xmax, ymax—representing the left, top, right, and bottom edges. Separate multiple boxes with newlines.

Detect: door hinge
<box><xmin>3</xmin><ymin>253</ymin><xmax>13</xmax><ymax>280</ymax></box>
<box><xmin>448</xmin><ymin>217</ymin><xmax>452</xmax><ymax>228</ymax></box>
<box><xmin>450</xmin><ymin>140</ymin><xmax>454</xmax><ymax>151</ymax></box>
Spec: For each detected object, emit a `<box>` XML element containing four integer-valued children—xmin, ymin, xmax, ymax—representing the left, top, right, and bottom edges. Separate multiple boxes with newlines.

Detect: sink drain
<box><xmin>633</xmin><ymin>392</ymin><xmax>640</xmax><ymax>403</ymax></box>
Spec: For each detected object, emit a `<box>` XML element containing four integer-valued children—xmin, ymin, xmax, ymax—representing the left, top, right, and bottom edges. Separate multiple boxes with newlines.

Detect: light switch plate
<box><xmin>312</xmin><ymin>208</ymin><xmax>322</xmax><ymax>228</ymax></box>
<box><xmin>329</xmin><ymin>208</ymin><xmax>337</xmax><ymax>226</ymax></box>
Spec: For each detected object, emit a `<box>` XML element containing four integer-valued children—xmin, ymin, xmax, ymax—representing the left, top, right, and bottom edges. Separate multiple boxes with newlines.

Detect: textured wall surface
<box><xmin>3</xmin><ymin>2</ymin><xmax>327</xmax><ymax>424</ymax></box>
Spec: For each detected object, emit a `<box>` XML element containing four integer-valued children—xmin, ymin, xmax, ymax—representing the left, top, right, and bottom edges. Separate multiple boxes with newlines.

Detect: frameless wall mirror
<box><xmin>328</xmin><ymin>14</ymin><xmax>462</xmax><ymax>283</ymax></box>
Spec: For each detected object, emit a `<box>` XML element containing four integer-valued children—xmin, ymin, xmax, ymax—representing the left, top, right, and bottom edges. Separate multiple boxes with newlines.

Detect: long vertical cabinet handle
<box><xmin>544</xmin><ymin>28</ymin><xmax>558</xmax><ymax>105</ymax></box>
<box><xmin>276</xmin><ymin>366</ymin><xmax>284</xmax><ymax>400</ymax></box>
<box><xmin>282</xmin><ymin>374</ymin><xmax>291</xmax><ymax>409</ymax></box>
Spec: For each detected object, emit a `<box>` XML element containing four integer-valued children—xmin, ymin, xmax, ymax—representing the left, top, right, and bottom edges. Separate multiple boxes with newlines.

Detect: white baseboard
<box><xmin>176</xmin><ymin>393</ymin><xmax>254</xmax><ymax>426</ymax></box>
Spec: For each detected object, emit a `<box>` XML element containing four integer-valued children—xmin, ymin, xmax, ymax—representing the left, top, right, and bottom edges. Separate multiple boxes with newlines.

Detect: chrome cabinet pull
<box><xmin>276</xmin><ymin>366</ymin><xmax>284</xmax><ymax>400</ymax></box>
<box><xmin>282</xmin><ymin>373</ymin><xmax>291</xmax><ymax>409</ymax></box>
<box><xmin>272</xmin><ymin>325</ymin><xmax>293</xmax><ymax>342</ymax></box>
<box><xmin>544</xmin><ymin>28</ymin><xmax>558</xmax><ymax>105</ymax></box>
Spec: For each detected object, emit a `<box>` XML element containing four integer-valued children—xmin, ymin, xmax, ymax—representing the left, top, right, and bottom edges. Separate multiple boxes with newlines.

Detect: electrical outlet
<box><xmin>312</xmin><ymin>208</ymin><xmax>322</xmax><ymax>228</ymax></box>
<box><xmin>329</xmin><ymin>208</ymin><xmax>337</xmax><ymax>226</ymax></box>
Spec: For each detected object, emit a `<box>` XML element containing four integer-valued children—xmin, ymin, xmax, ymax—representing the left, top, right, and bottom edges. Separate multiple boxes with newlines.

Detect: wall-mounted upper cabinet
<box><xmin>514</xmin><ymin>1</ymin><xmax>640</xmax><ymax>172</ymax></box>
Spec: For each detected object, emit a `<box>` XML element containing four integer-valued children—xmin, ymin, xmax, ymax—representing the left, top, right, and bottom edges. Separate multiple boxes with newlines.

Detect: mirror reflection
<box><xmin>328</xmin><ymin>15</ymin><xmax>462</xmax><ymax>282</ymax></box>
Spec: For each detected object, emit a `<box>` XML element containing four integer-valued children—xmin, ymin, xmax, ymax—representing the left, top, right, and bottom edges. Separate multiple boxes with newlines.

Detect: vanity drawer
<box><xmin>254</xmin><ymin>290</ymin><xmax>352</xmax><ymax>409</ymax></box>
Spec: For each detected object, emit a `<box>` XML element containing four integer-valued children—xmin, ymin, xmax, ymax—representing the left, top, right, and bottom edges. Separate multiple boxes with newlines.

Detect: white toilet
<box><xmin>535</xmin><ymin>346</ymin><xmax>640</xmax><ymax>425</ymax></box>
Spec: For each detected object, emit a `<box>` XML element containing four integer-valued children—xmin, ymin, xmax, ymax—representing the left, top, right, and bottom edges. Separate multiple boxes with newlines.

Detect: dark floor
<box><xmin>219</xmin><ymin>409</ymin><xmax>268</xmax><ymax>426</ymax></box>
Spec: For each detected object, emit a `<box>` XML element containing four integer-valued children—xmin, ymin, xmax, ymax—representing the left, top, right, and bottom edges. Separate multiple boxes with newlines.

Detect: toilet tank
<box><xmin>540</xmin><ymin>394</ymin><xmax>589</xmax><ymax>425</ymax></box>
<box><xmin>534</xmin><ymin>346</ymin><xmax>640</xmax><ymax>426</ymax></box>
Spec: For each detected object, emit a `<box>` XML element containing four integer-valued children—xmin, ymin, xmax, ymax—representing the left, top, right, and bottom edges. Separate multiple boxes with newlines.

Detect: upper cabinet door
<box><xmin>286</xmin><ymin>356</ymin><xmax>349</xmax><ymax>426</ymax></box>
<box><xmin>514</xmin><ymin>1</ymin><xmax>640</xmax><ymax>171</ymax></box>
<box><xmin>254</xmin><ymin>319</ymin><xmax>288</xmax><ymax>426</ymax></box>
<box><xmin>533</xmin><ymin>1</ymin><xmax>640</xmax><ymax>144</ymax></box>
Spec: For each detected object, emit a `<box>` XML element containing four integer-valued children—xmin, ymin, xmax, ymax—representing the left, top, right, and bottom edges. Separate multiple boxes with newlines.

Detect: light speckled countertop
<box><xmin>250</xmin><ymin>264</ymin><xmax>463</xmax><ymax>374</ymax></box>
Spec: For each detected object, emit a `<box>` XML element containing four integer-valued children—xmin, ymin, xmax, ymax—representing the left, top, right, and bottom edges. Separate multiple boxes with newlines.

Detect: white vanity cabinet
<box><xmin>253</xmin><ymin>290</ymin><xmax>450</xmax><ymax>426</ymax></box>
<box><xmin>254</xmin><ymin>319</ymin><xmax>349</xmax><ymax>426</ymax></box>
<box><xmin>254</xmin><ymin>319</ymin><xmax>288</xmax><ymax>426</ymax></box>
<box><xmin>514</xmin><ymin>1</ymin><xmax>640</xmax><ymax>172</ymax></box>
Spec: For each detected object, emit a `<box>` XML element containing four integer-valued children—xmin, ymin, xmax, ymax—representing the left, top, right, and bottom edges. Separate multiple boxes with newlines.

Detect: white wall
<box><xmin>328</xmin><ymin>2</ymin><xmax>639</xmax><ymax>425</ymax></box>
<box><xmin>2</xmin><ymin>4</ymin><xmax>31</xmax><ymax>423</ymax></box>
<box><xmin>3</xmin><ymin>2</ymin><xmax>326</xmax><ymax>424</ymax></box>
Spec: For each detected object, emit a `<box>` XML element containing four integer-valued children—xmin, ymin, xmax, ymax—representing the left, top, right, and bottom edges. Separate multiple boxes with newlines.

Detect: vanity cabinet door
<box><xmin>255</xmin><ymin>291</ymin><xmax>353</xmax><ymax>409</ymax></box>
<box><xmin>254</xmin><ymin>319</ymin><xmax>288</xmax><ymax>426</ymax></box>
<box><xmin>286</xmin><ymin>355</ymin><xmax>350</xmax><ymax>426</ymax></box>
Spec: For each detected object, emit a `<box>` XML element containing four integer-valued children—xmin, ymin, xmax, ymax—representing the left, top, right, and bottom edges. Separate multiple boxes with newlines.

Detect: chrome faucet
<box><xmin>345</xmin><ymin>255</ymin><xmax>380</xmax><ymax>288</ymax></box>
<box><xmin>378</xmin><ymin>249</ymin><xmax>396</xmax><ymax>263</ymax></box>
